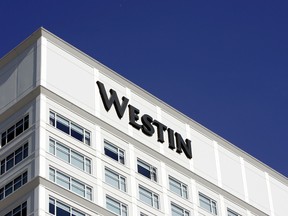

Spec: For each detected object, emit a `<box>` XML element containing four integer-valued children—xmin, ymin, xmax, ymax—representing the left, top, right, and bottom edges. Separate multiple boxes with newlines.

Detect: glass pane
<box><xmin>171</xmin><ymin>204</ymin><xmax>183</xmax><ymax>216</ymax></box>
<box><xmin>119</xmin><ymin>150</ymin><xmax>125</xmax><ymax>164</ymax></box>
<box><xmin>84</xmin><ymin>131</ymin><xmax>90</xmax><ymax>145</ymax></box>
<box><xmin>13</xmin><ymin>206</ymin><xmax>21</xmax><ymax>216</ymax></box>
<box><xmin>120</xmin><ymin>177</ymin><xmax>126</xmax><ymax>192</ymax></box>
<box><xmin>7</xmin><ymin>126</ymin><xmax>15</xmax><ymax>143</ymax></box>
<box><xmin>104</xmin><ymin>143</ymin><xmax>119</xmax><ymax>161</ymax></box>
<box><xmin>49</xmin><ymin>139</ymin><xmax>55</xmax><ymax>155</ymax></box>
<box><xmin>71</xmin><ymin>123</ymin><xmax>84</xmax><ymax>142</ymax></box>
<box><xmin>71</xmin><ymin>179</ymin><xmax>85</xmax><ymax>197</ymax></box>
<box><xmin>72</xmin><ymin>209</ymin><xmax>85</xmax><ymax>216</ymax></box>
<box><xmin>56</xmin><ymin>115</ymin><xmax>70</xmax><ymax>134</ymax></box>
<box><xmin>50</xmin><ymin>112</ymin><xmax>55</xmax><ymax>126</ymax></box>
<box><xmin>5</xmin><ymin>181</ymin><xmax>13</xmax><ymax>196</ymax></box>
<box><xmin>139</xmin><ymin>187</ymin><xmax>153</xmax><ymax>206</ymax></box>
<box><xmin>86</xmin><ymin>187</ymin><xmax>92</xmax><ymax>200</ymax></box>
<box><xmin>13</xmin><ymin>176</ymin><xmax>22</xmax><ymax>190</ymax></box>
<box><xmin>23</xmin><ymin>115</ymin><xmax>29</xmax><ymax>130</ymax></box>
<box><xmin>56</xmin><ymin>201</ymin><xmax>70</xmax><ymax>216</ymax></box>
<box><xmin>153</xmin><ymin>195</ymin><xmax>159</xmax><ymax>209</ymax></box>
<box><xmin>6</xmin><ymin>153</ymin><xmax>14</xmax><ymax>171</ymax></box>
<box><xmin>105</xmin><ymin>169</ymin><xmax>119</xmax><ymax>189</ymax></box>
<box><xmin>122</xmin><ymin>205</ymin><xmax>127</xmax><ymax>216</ymax></box>
<box><xmin>22</xmin><ymin>202</ymin><xmax>27</xmax><ymax>216</ymax></box>
<box><xmin>23</xmin><ymin>143</ymin><xmax>28</xmax><ymax>158</ymax></box>
<box><xmin>169</xmin><ymin>178</ymin><xmax>181</xmax><ymax>196</ymax></box>
<box><xmin>1</xmin><ymin>132</ymin><xmax>6</xmax><ymax>147</ymax></box>
<box><xmin>15</xmin><ymin>147</ymin><xmax>23</xmax><ymax>164</ymax></box>
<box><xmin>49</xmin><ymin>168</ymin><xmax>55</xmax><ymax>182</ymax></box>
<box><xmin>85</xmin><ymin>159</ymin><xmax>91</xmax><ymax>173</ymax></box>
<box><xmin>137</xmin><ymin>162</ymin><xmax>151</xmax><ymax>179</ymax></box>
<box><xmin>228</xmin><ymin>209</ymin><xmax>239</xmax><ymax>216</ymax></box>
<box><xmin>107</xmin><ymin>197</ymin><xmax>121</xmax><ymax>215</ymax></box>
<box><xmin>49</xmin><ymin>198</ymin><xmax>55</xmax><ymax>214</ymax></box>
<box><xmin>15</xmin><ymin>120</ymin><xmax>23</xmax><ymax>136</ymax></box>
<box><xmin>22</xmin><ymin>172</ymin><xmax>27</xmax><ymax>184</ymax></box>
<box><xmin>1</xmin><ymin>160</ymin><xmax>5</xmax><ymax>174</ymax></box>
<box><xmin>56</xmin><ymin>171</ymin><xmax>70</xmax><ymax>189</ymax></box>
<box><xmin>71</xmin><ymin>151</ymin><xmax>84</xmax><ymax>170</ymax></box>
<box><xmin>199</xmin><ymin>194</ymin><xmax>212</xmax><ymax>213</ymax></box>
<box><xmin>183</xmin><ymin>185</ymin><xmax>188</xmax><ymax>199</ymax></box>
<box><xmin>56</xmin><ymin>143</ymin><xmax>70</xmax><ymax>162</ymax></box>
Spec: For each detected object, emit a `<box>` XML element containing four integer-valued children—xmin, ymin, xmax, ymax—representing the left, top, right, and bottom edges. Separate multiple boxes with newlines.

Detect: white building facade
<box><xmin>0</xmin><ymin>28</ymin><xmax>287</xmax><ymax>216</ymax></box>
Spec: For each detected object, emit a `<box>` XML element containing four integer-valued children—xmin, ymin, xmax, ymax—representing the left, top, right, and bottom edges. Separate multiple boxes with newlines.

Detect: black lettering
<box><xmin>175</xmin><ymin>132</ymin><xmax>192</xmax><ymax>159</ymax></box>
<box><xmin>153</xmin><ymin>120</ymin><xmax>167</xmax><ymax>143</ymax></box>
<box><xmin>141</xmin><ymin>114</ymin><xmax>155</xmax><ymax>136</ymax></box>
<box><xmin>128</xmin><ymin>105</ymin><xmax>142</xmax><ymax>130</ymax></box>
<box><xmin>96</xmin><ymin>81</ymin><xmax>129</xmax><ymax>119</ymax></box>
<box><xmin>167</xmin><ymin>128</ymin><xmax>175</xmax><ymax>150</ymax></box>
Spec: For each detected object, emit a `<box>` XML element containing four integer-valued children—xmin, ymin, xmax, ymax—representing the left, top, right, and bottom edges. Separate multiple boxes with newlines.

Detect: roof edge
<box><xmin>0</xmin><ymin>27</ymin><xmax>45</xmax><ymax>70</ymax></box>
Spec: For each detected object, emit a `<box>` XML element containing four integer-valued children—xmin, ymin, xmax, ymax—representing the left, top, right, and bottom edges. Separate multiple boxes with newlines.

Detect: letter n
<box><xmin>175</xmin><ymin>132</ymin><xmax>192</xmax><ymax>159</ymax></box>
<box><xmin>96</xmin><ymin>81</ymin><xmax>129</xmax><ymax>119</ymax></box>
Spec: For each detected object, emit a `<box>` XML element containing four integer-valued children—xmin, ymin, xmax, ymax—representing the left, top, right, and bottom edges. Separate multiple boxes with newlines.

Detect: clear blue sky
<box><xmin>1</xmin><ymin>1</ymin><xmax>287</xmax><ymax>177</ymax></box>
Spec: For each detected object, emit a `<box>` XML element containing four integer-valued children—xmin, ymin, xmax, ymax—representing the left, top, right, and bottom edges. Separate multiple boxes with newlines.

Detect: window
<box><xmin>49</xmin><ymin>197</ymin><xmax>88</xmax><ymax>216</ymax></box>
<box><xmin>49</xmin><ymin>167</ymin><xmax>92</xmax><ymax>200</ymax></box>
<box><xmin>199</xmin><ymin>193</ymin><xmax>217</xmax><ymax>215</ymax></box>
<box><xmin>105</xmin><ymin>168</ymin><xmax>126</xmax><ymax>192</ymax></box>
<box><xmin>106</xmin><ymin>196</ymin><xmax>127</xmax><ymax>216</ymax></box>
<box><xmin>137</xmin><ymin>159</ymin><xmax>157</xmax><ymax>182</ymax></box>
<box><xmin>228</xmin><ymin>209</ymin><xmax>241</xmax><ymax>216</ymax></box>
<box><xmin>49</xmin><ymin>111</ymin><xmax>91</xmax><ymax>145</ymax></box>
<box><xmin>0</xmin><ymin>172</ymin><xmax>28</xmax><ymax>201</ymax></box>
<box><xmin>1</xmin><ymin>115</ymin><xmax>29</xmax><ymax>147</ymax></box>
<box><xmin>104</xmin><ymin>140</ymin><xmax>125</xmax><ymax>164</ymax></box>
<box><xmin>139</xmin><ymin>186</ymin><xmax>159</xmax><ymax>209</ymax></box>
<box><xmin>4</xmin><ymin>201</ymin><xmax>27</xmax><ymax>216</ymax></box>
<box><xmin>171</xmin><ymin>203</ymin><xmax>189</xmax><ymax>216</ymax></box>
<box><xmin>49</xmin><ymin>138</ymin><xmax>91</xmax><ymax>174</ymax></box>
<box><xmin>169</xmin><ymin>176</ymin><xmax>188</xmax><ymax>199</ymax></box>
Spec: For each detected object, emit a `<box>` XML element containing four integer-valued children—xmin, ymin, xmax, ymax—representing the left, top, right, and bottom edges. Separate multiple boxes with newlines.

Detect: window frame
<box><xmin>4</xmin><ymin>201</ymin><xmax>27</xmax><ymax>216</ymax></box>
<box><xmin>49</xmin><ymin>197</ymin><xmax>88</xmax><ymax>216</ymax></box>
<box><xmin>169</xmin><ymin>176</ymin><xmax>188</xmax><ymax>199</ymax></box>
<box><xmin>0</xmin><ymin>171</ymin><xmax>28</xmax><ymax>201</ymax></box>
<box><xmin>199</xmin><ymin>192</ymin><xmax>217</xmax><ymax>215</ymax></box>
<box><xmin>139</xmin><ymin>185</ymin><xmax>159</xmax><ymax>209</ymax></box>
<box><xmin>49</xmin><ymin>167</ymin><xmax>92</xmax><ymax>201</ymax></box>
<box><xmin>49</xmin><ymin>111</ymin><xmax>91</xmax><ymax>146</ymax></box>
<box><xmin>105</xmin><ymin>167</ymin><xmax>126</xmax><ymax>192</ymax></box>
<box><xmin>49</xmin><ymin>138</ymin><xmax>92</xmax><ymax>174</ymax></box>
<box><xmin>104</xmin><ymin>140</ymin><xmax>125</xmax><ymax>164</ymax></box>
<box><xmin>1</xmin><ymin>114</ymin><xmax>29</xmax><ymax>148</ymax></box>
<box><xmin>171</xmin><ymin>202</ymin><xmax>190</xmax><ymax>216</ymax></box>
<box><xmin>106</xmin><ymin>195</ymin><xmax>128</xmax><ymax>216</ymax></box>
<box><xmin>137</xmin><ymin>159</ymin><xmax>157</xmax><ymax>182</ymax></box>
<box><xmin>227</xmin><ymin>208</ymin><xmax>241</xmax><ymax>216</ymax></box>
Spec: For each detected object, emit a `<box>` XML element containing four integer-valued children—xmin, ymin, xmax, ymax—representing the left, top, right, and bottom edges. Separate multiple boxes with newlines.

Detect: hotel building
<box><xmin>0</xmin><ymin>27</ymin><xmax>287</xmax><ymax>216</ymax></box>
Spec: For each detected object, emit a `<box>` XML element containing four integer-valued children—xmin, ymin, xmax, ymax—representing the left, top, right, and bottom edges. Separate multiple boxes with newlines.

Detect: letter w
<box><xmin>97</xmin><ymin>81</ymin><xmax>129</xmax><ymax>119</ymax></box>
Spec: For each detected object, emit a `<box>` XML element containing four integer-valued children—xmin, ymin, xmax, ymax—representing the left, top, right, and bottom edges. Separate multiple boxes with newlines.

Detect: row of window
<box><xmin>49</xmin><ymin>167</ymin><xmax>92</xmax><ymax>200</ymax></box>
<box><xmin>107</xmin><ymin>195</ymin><xmax>189</xmax><ymax>216</ymax></box>
<box><xmin>49</xmin><ymin>138</ymin><xmax>91</xmax><ymax>174</ymax></box>
<box><xmin>49</xmin><ymin>197</ymin><xmax>88</xmax><ymax>216</ymax></box>
<box><xmin>104</xmin><ymin>167</ymin><xmax>240</xmax><ymax>216</ymax></box>
<box><xmin>1</xmin><ymin>115</ymin><xmax>29</xmax><ymax>148</ymax></box>
<box><xmin>107</xmin><ymin>193</ymin><xmax>240</xmax><ymax>216</ymax></box>
<box><xmin>0</xmin><ymin>171</ymin><xmax>27</xmax><ymax>201</ymax></box>
<box><xmin>47</xmin><ymin>113</ymin><xmax>241</xmax><ymax>216</ymax></box>
<box><xmin>4</xmin><ymin>201</ymin><xmax>27</xmax><ymax>216</ymax></box>
<box><xmin>1</xmin><ymin>143</ymin><xmax>28</xmax><ymax>176</ymax></box>
<box><xmin>50</xmin><ymin>111</ymin><xmax>91</xmax><ymax>145</ymax></box>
